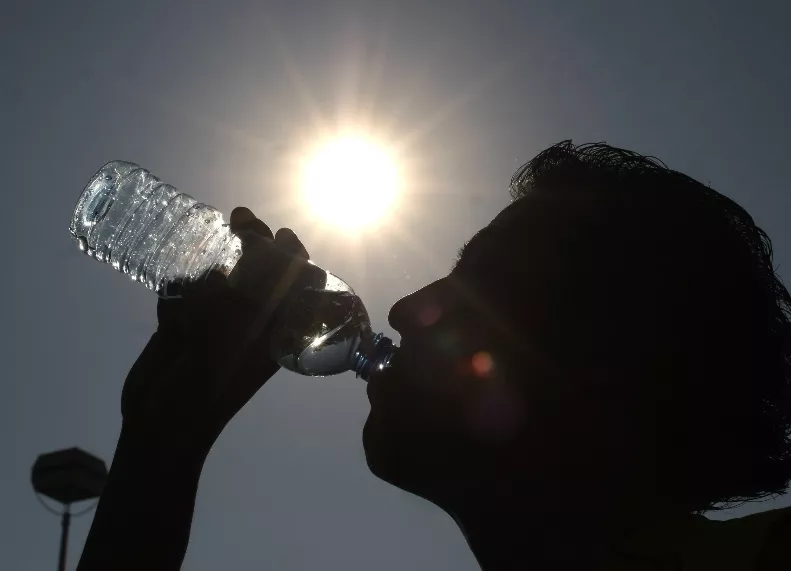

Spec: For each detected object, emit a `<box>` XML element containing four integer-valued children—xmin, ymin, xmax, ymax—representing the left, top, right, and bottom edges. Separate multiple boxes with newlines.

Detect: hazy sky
<box><xmin>3</xmin><ymin>1</ymin><xmax>790</xmax><ymax>569</ymax></box>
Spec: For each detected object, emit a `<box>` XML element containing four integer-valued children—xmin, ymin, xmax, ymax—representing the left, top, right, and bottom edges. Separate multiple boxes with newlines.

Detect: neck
<box><xmin>448</xmin><ymin>484</ymin><xmax>675</xmax><ymax>571</ymax></box>
<box><xmin>453</xmin><ymin>503</ymin><xmax>604</xmax><ymax>570</ymax></box>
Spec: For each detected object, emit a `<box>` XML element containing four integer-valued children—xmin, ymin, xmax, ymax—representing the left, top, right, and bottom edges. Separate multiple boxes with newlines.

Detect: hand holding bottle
<box><xmin>71</xmin><ymin>160</ymin><xmax>397</xmax><ymax>384</ymax></box>
<box><xmin>120</xmin><ymin>207</ymin><xmax>310</xmax><ymax>454</ymax></box>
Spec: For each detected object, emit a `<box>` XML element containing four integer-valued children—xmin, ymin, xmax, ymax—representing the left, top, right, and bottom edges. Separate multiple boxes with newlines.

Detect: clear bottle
<box><xmin>69</xmin><ymin>160</ymin><xmax>395</xmax><ymax>380</ymax></box>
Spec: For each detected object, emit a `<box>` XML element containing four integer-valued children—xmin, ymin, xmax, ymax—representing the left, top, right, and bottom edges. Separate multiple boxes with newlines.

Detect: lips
<box><xmin>366</xmin><ymin>365</ymin><xmax>388</xmax><ymax>405</ymax></box>
<box><xmin>366</xmin><ymin>347</ymin><xmax>402</xmax><ymax>405</ymax></box>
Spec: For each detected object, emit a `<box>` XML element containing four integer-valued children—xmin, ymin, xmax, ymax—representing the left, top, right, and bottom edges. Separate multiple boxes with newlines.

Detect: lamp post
<box><xmin>32</xmin><ymin>448</ymin><xmax>108</xmax><ymax>571</ymax></box>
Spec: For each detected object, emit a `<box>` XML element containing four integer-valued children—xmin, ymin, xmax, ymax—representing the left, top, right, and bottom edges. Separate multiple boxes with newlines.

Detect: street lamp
<box><xmin>32</xmin><ymin>448</ymin><xmax>108</xmax><ymax>571</ymax></box>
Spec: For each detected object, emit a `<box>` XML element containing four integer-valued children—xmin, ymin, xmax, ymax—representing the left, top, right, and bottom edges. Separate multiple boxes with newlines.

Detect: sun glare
<box><xmin>301</xmin><ymin>134</ymin><xmax>400</xmax><ymax>230</ymax></box>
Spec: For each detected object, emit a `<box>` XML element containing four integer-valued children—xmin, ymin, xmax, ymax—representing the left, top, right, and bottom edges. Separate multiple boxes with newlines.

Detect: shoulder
<box><xmin>752</xmin><ymin>506</ymin><xmax>791</xmax><ymax>571</ymax></box>
<box><xmin>692</xmin><ymin>506</ymin><xmax>791</xmax><ymax>571</ymax></box>
<box><xmin>609</xmin><ymin>506</ymin><xmax>791</xmax><ymax>571</ymax></box>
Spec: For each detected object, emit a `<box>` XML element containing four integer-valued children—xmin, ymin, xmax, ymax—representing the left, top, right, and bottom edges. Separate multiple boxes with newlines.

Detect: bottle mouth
<box><xmin>349</xmin><ymin>333</ymin><xmax>396</xmax><ymax>381</ymax></box>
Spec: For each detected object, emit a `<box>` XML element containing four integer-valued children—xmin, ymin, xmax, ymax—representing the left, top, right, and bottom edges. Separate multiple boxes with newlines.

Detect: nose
<box><xmin>388</xmin><ymin>278</ymin><xmax>448</xmax><ymax>335</ymax></box>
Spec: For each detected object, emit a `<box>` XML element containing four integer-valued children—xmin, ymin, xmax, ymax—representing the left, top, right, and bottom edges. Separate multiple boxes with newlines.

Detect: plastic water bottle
<box><xmin>69</xmin><ymin>160</ymin><xmax>395</xmax><ymax>380</ymax></box>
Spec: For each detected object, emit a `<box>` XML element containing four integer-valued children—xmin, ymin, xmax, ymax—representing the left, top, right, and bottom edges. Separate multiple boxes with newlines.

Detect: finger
<box><xmin>275</xmin><ymin>227</ymin><xmax>310</xmax><ymax>260</ymax></box>
<box><xmin>245</xmin><ymin>218</ymin><xmax>275</xmax><ymax>240</ymax></box>
<box><xmin>230</xmin><ymin>207</ymin><xmax>274</xmax><ymax>240</ymax></box>
<box><xmin>229</xmin><ymin>207</ymin><xmax>255</xmax><ymax>227</ymax></box>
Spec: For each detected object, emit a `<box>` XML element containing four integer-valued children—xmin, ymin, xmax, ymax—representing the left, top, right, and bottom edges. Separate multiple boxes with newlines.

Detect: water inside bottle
<box><xmin>275</xmin><ymin>288</ymin><xmax>372</xmax><ymax>376</ymax></box>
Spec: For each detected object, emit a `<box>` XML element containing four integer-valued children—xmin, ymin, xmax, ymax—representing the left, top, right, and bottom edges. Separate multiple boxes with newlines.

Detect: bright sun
<box><xmin>301</xmin><ymin>134</ymin><xmax>400</xmax><ymax>230</ymax></box>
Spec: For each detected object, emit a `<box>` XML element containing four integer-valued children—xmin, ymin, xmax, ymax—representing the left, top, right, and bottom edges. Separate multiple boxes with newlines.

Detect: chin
<box><xmin>363</xmin><ymin>415</ymin><xmax>414</xmax><ymax>489</ymax></box>
<box><xmin>362</xmin><ymin>415</ymin><xmax>454</xmax><ymax>508</ymax></box>
<box><xmin>362</xmin><ymin>414</ymin><xmax>391</xmax><ymax>479</ymax></box>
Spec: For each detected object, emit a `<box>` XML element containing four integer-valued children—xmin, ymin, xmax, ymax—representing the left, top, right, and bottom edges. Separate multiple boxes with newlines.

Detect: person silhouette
<box><xmin>77</xmin><ymin>142</ymin><xmax>791</xmax><ymax>571</ymax></box>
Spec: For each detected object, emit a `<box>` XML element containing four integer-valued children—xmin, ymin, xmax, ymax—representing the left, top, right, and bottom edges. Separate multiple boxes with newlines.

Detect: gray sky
<box><xmin>2</xmin><ymin>0</ymin><xmax>790</xmax><ymax>569</ymax></box>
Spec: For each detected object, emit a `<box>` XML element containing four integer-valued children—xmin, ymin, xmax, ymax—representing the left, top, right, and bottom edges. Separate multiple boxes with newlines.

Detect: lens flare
<box><xmin>418</xmin><ymin>304</ymin><xmax>442</xmax><ymax>326</ymax></box>
<box><xmin>471</xmin><ymin>351</ymin><xmax>495</xmax><ymax>378</ymax></box>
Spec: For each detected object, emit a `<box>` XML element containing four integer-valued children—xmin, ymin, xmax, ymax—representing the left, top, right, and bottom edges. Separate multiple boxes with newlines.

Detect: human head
<box><xmin>364</xmin><ymin>141</ymin><xmax>791</xmax><ymax>516</ymax></box>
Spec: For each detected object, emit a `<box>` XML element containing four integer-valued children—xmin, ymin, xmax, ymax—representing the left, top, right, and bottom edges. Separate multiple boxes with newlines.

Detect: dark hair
<box><xmin>508</xmin><ymin>141</ymin><xmax>791</xmax><ymax>512</ymax></box>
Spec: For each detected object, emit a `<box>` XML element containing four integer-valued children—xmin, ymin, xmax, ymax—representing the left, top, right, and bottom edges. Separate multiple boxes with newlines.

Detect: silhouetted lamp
<box><xmin>32</xmin><ymin>448</ymin><xmax>108</xmax><ymax>571</ymax></box>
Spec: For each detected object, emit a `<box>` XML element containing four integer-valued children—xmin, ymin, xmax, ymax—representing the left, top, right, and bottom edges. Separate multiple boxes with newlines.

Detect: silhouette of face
<box><xmin>364</xmin><ymin>201</ymin><xmax>536</xmax><ymax>505</ymax></box>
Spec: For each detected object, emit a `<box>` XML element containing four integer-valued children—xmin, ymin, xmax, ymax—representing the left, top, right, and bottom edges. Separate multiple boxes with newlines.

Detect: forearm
<box><xmin>77</xmin><ymin>427</ymin><xmax>208</xmax><ymax>571</ymax></box>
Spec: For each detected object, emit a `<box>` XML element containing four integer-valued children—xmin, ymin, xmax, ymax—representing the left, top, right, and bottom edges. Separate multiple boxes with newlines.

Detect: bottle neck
<box><xmin>349</xmin><ymin>333</ymin><xmax>396</xmax><ymax>381</ymax></box>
